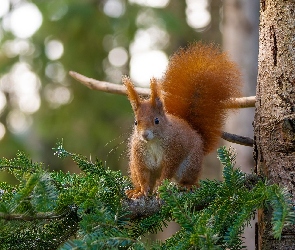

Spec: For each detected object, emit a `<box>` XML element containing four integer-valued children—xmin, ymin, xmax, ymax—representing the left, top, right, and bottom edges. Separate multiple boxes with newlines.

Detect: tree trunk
<box><xmin>254</xmin><ymin>0</ymin><xmax>295</xmax><ymax>249</ymax></box>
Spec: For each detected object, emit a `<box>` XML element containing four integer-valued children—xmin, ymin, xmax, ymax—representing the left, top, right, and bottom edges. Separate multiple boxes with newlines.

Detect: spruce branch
<box><xmin>0</xmin><ymin>145</ymin><xmax>294</xmax><ymax>249</ymax></box>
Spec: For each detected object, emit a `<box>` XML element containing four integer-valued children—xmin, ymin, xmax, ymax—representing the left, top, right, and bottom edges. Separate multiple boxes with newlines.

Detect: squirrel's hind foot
<box><xmin>125</xmin><ymin>188</ymin><xmax>148</xmax><ymax>199</ymax></box>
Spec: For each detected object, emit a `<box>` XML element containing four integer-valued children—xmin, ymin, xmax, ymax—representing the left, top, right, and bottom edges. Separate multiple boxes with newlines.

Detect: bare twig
<box><xmin>227</xmin><ymin>96</ymin><xmax>256</xmax><ymax>108</ymax></box>
<box><xmin>69</xmin><ymin>71</ymin><xmax>256</xmax><ymax>108</ymax></box>
<box><xmin>69</xmin><ymin>71</ymin><xmax>150</xmax><ymax>96</ymax></box>
<box><xmin>221</xmin><ymin>131</ymin><xmax>254</xmax><ymax>147</ymax></box>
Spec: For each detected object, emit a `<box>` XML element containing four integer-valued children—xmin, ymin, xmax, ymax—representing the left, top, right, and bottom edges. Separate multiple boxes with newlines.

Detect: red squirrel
<box><xmin>123</xmin><ymin>42</ymin><xmax>242</xmax><ymax>199</ymax></box>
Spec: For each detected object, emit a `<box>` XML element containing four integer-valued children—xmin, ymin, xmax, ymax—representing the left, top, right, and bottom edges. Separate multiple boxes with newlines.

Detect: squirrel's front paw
<box><xmin>125</xmin><ymin>188</ymin><xmax>148</xmax><ymax>199</ymax></box>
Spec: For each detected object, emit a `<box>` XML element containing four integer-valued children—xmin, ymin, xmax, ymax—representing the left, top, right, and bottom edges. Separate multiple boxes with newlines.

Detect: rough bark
<box><xmin>254</xmin><ymin>0</ymin><xmax>295</xmax><ymax>249</ymax></box>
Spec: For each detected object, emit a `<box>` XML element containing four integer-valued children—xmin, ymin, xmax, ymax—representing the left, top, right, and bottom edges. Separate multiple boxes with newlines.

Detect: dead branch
<box><xmin>227</xmin><ymin>96</ymin><xmax>256</xmax><ymax>108</ymax></box>
<box><xmin>69</xmin><ymin>71</ymin><xmax>150</xmax><ymax>96</ymax></box>
<box><xmin>221</xmin><ymin>132</ymin><xmax>254</xmax><ymax>147</ymax></box>
<box><xmin>69</xmin><ymin>71</ymin><xmax>256</xmax><ymax>108</ymax></box>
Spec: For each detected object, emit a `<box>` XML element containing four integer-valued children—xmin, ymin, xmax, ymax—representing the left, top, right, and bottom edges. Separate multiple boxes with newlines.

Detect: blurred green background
<box><xmin>0</xmin><ymin>0</ymin><xmax>223</xmax><ymax>173</ymax></box>
<box><xmin>0</xmin><ymin>0</ymin><xmax>259</xmax><ymax>180</ymax></box>
<box><xmin>0</xmin><ymin>0</ymin><xmax>259</xmax><ymax>246</ymax></box>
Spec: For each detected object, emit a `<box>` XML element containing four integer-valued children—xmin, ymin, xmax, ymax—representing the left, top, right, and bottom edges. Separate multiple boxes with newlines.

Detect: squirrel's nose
<box><xmin>141</xmin><ymin>130</ymin><xmax>154</xmax><ymax>141</ymax></box>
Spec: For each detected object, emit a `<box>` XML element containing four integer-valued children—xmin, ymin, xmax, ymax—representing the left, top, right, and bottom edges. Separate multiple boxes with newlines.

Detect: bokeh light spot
<box><xmin>108</xmin><ymin>47</ymin><xmax>128</xmax><ymax>67</ymax></box>
<box><xmin>45</xmin><ymin>40</ymin><xmax>64</xmax><ymax>61</ymax></box>
<box><xmin>186</xmin><ymin>0</ymin><xmax>211</xmax><ymax>30</ymax></box>
<box><xmin>44</xmin><ymin>85</ymin><xmax>72</xmax><ymax>108</ymax></box>
<box><xmin>45</xmin><ymin>62</ymin><xmax>66</xmax><ymax>82</ymax></box>
<box><xmin>130</xmin><ymin>50</ymin><xmax>168</xmax><ymax>86</ymax></box>
<box><xmin>0</xmin><ymin>0</ymin><xmax>9</xmax><ymax>18</ymax></box>
<box><xmin>103</xmin><ymin>0</ymin><xmax>125</xmax><ymax>18</ymax></box>
<box><xmin>7</xmin><ymin>110</ymin><xmax>32</xmax><ymax>134</ymax></box>
<box><xmin>0</xmin><ymin>123</ymin><xmax>6</xmax><ymax>141</ymax></box>
<box><xmin>4</xmin><ymin>3</ymin><xmax>43</xmax><ymax>39</ymax></box>
<box><xmin>129</xmin><ymin>0</ymin><xmax>169</xmax><ymax>8</ymax></box>
<box><xmin>2</xmin><ymin>39</ymin><xmax>35</xmax><ymax>58</ymax></box>
<box><xmin>9</xmin><ymin>63</ymin><xmax>41</xmax><ymax>114</ymax></box>
<box><xmin>0</xmin><ymin>91</ymin><xmax>7</xmax><ymax>114</ymax></box>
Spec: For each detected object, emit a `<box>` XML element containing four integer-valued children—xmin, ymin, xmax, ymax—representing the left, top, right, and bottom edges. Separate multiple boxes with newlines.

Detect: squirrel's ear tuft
<box><xmin>150</xmin><ymin>78</ymin><xmax>162</xmax><ymax>109</ymax></box>
<box><xmin>122</xmin><ymin>76</ymin><xmax>140</xmax><ymax>111</ymax></box>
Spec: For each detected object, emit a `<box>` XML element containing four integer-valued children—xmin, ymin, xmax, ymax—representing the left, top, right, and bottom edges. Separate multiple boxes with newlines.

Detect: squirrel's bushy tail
<box><xmin>161</xmin><ymin>42</ymin><xmax>242</xmax><ymax>154</ymax></box>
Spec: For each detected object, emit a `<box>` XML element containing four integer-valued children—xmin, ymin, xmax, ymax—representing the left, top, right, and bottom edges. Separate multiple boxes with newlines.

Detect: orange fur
<box><xmin>161</xmin><ymin>43</ymin><xmax>242</xmax><ymax>153</ymax></box>
<box><xmin>123</xmin><ymin>42</ymin><xmax>242</xmax><ymax>199</ymax></box>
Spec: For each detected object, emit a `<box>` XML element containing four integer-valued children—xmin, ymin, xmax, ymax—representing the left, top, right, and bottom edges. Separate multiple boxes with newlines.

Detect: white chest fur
<box><xmin>144</xmin><ymin>140</ymin><xmax>164</xmax><ymax>170</ymax></box>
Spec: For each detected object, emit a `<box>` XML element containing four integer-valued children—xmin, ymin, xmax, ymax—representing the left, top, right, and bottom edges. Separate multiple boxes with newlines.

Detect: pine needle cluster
<box><xmin>0</xmin><ymin>143</ymin><xmax>294</xmax><ymax>249</ymax></box>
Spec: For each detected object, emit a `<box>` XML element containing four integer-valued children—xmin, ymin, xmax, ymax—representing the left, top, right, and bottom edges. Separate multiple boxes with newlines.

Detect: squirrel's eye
<box><xmin>154</xmin><ymin>118</ymin><xmax>159</xmax><ymax>124</ymax></box>
<box><xmin>134</xmin><ymin>120</ymin><xmax>138</xmax><ymax>126</ymax></box>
